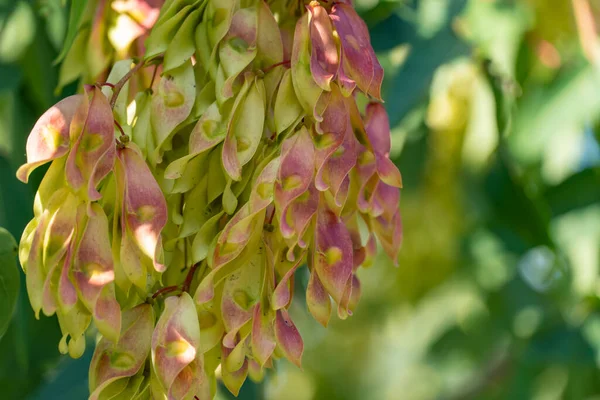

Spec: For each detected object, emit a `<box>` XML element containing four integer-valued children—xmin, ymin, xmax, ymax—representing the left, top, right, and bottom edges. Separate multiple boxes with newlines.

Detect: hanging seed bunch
<box><xmin>17</xmin><ymin>0</ymin><xmax>402</xmax><ymax>398</ymax></box>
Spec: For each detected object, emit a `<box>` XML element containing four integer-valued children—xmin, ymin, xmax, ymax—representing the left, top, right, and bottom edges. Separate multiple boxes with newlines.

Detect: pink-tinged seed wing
<box><xmin>26</xmin><ymin>189</ymin><xmax>71</xmax><ymax>317</ymax></box>
<box><xmin>73</xmin><ymin>203</ymin><xmax>121</xmax><ymax>343</ymax></box>
<box><xmin>275</xmin><ymin>127</ymin><xmax>315</xmax><ymax>236</ymax></box>
<box><xmin>371</xmin><ymin>181</ymin><xmax>401</xmax><ymax>222</ymax></box>
<box><xmin>93</xmin><ymin>285</ymin><xmax>122</xmax><ymax>345</ymax></box>
<box><xmin>313</xmin><ymin>205</ymin><xmax>354</xmax><ymax>305</ymax></box>
<box><xmin>152</xmin><ymin>293</ymin><xmax>201</xmax><ymax>396</ymax></box>
<box><xmin>89</xmin><ymin>304</ymin><xmax>154</xmax><ymax>400</ymax></box>
<box><xmin>221</xmin><ymin>343</ymin><xmax>248</xmax><ymax>396</ymax></box>
<box><xmin>221</xmin><ymin>276</ymin><xmax>258</xmax><ymax>349</ymax></box>
<box><xmin>272</xmin><ymin>253</ymin><xmax>305</xmax><ymax>310</ymax></box>
<box><xmin>371</xmin><ymin>209</ymin><xmax>403</xmax><ymax>264</ymax></box>
<box><xmin>88</xmin><ymin>145</ymin><xmax>117</xmax><ymax>202</ymax></box>
<box><xmin>314</xmin><ymin>86</ymin><xmax>348</xmax><ymax>191</ymax></box>
<box><xmin>336</xmin><ymin>50</ymin><xmax>357</xmax><ymax>97</ymax></box>
<box><xmin>17</xmin><ymin>95</ymin><xmax>83</xmax><ymax>183</ymax></box>
<box><xmin>308</xmin><ymin>3</ymin><xmax>339</xmax><ymax>91</ymax></box>
<box><xmin>188</xmin><ymin>102</ymin><xmax>226</xmax><ymax>156</ymax></box>
<box><xmin>42</xmin><ymin>191</ymin><xmax>78</xmax><ymax>276</ymax></box>
<box><xmin>274</xmin><ymin>309</ymin><xmax>303</xmax><ymax>368</ymax></box>
<box><xmin>41</xmin><ymin>194</ymin><xmax>80</xmax><ymax>316</ymax></box>
<box><xmin>55</xmin><ymin>203</ymin><xmax>86</xmax><ymax>318</ymax></box>
<box><xmin>213</xmin><ymin>157</ymin><xmax>279</xmax><ymax>269</ymax></box>
<box><xmin>251</xmin><ymin>303</ymin><xmax>276</xmax><ymax>366</ymax></box>
<box><xmin>256</xmin><ymin>1</ymin><xmax>284</xmax><ymax>68</ymax></box>
<box><xmin>318</xmin><ymin>124</ymin><xmax>357</xmax><ymax>205</ymax></box>
<box><xmin>306</xmin><ymin>266</ymin><xmax>332</xmax><ymax>327</ymax></box>
<box><xmin>150</xmin><ymin>60</ymin><xmax>195</xmax><ymax>160</ymax></box>
<box><xmin>330</xmin><ymin>4</ymin><xmax>383</xmax><ymax>100</ymax></box>
<box><xmin>220</xmin><ymin>246</ymin><xmax>263</xmax><ymax>349</ymax></box>
<box><xmin>66</xmin><ymin>87</ymin><xmax>115</xmax><ymax>200</ymax></box>
<box><xmin>364</xmin><ymin>102</ymin><xmax>402</xmax><ymax>188</ymax></box>
<box><xmin>291</xmin><ymin>13</ymin><xmax>323</xmax><ymax>118</ymax></box>
<box><xmin>222</xmin><ymin>76</ymin><xmax>266</xmax><ymax>181</ymax></box>
<box><xmin>118</xmin><ymin>146</ymin><xmax>168</xmax><ymax>271</ymax></box>
<box><xmin>218</xmin><ymin>8</ymin><xmax>258</xmax><ymax>99</ymax></box>
<box><xmin>279</xmin><ymin>183</ymin><xmax>319</xmax><ymax>245</ymax></box>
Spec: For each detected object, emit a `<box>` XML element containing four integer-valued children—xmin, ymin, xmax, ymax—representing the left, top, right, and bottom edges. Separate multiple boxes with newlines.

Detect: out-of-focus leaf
<box><xmin>20</xmin><ymin>22</ymin><xmax>61</xmax><ymax>111</ymax></box>
<box><xmin>482</xmin><ymin>59</ymin><xmax>553</xmax><ymax>254</ymax></box>
<box><xmin>484</xmin><ymin>161</ymin><xmax>552</xmax><ymax>255</ymax></box>
<box><xmin>0</xmin><ymin>227</ymin><xmax>18</xmax><ymax>340</ymax></box>
<box><xmin>0</xmin><ymin>91</ymin><xmax>15</xmax><ymax>158</ymax></box>
<box><xmin>0</xmin><ymin>65</ymin><xmax>22</xmax><ymax>91</ymax></box>
<box><xmin>0</xmin><ymin>297</ymin><xmax>63</xmax><ymax>398</ymax></box>
<box><xmin>416</xmin><ymin>0</ymin><xmax>452</xmax><ymax>38</ymax></box>
<box><xmin>461</xmin><ymin>0</ymin><xmax>531</xmax><ymax>78</ymax></box>
<box><xmin>27</xmin><ymin>346</ymin><xmax>93</xmax><ymax>400</ymax></box>
<box><xmin>508</xmin><ymin>61</ymin><xmax>600</xmax><ymax>164</ymax></box>
<box><xmin>367</xmin><ymin>10</ymin><xmax>415</xmax><ymax>53</ymax></box>
<box><xmin>0</xmin><ymin>1</ymin><xmax>36</xmax><ymax>63</ymax></box>
<box><xmin>525</xmin><ymin>327</ymin><xmax>596</xmax><ymax>365</ymax></box>
<box><xmin>384</xmin><ymin>0</ymin><xmax>470</xmax><ymax>127</ymax></box>
<box><xmin>38</xmin><ymin>0</ymin><xmax>68</xmax><ymax>51</ymax></box>
<box><xmin>54</xmin><ymin>0</ymin><xmax>88</xmax><ymax>63</ymax></box>
<box><xmin>217</xmin><ymin>379</ymin><xmax>263</xmax><ymax>400</ymax></box>
<box><xmin>545</xmin><ymin>167</ymin><xmax>600</xmax><ymax>217</ymax></box>
<box><xmin>0</xmin><ymin>108</ymin><xmax>61</xmax><ymax>400</ymax></box>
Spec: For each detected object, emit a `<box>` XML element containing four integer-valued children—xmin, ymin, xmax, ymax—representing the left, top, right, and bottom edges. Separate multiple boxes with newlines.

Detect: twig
<box><xmin>114</xmin><ymin>120</ymin><xmax>126</xmax><ymax>137</ymax></box>
<box><xmin>151</xmin><ymin>285</ymin><xmax>180</xmax><ymax>299</ymax></box>
<box><xmin>263</xmin><ymin>60</ymin><xmax>291</xmax><ymax>74</ymax></box>
<box><xmin>149</xmin><ymin>64</ymin><xmax>159</xmax><ymax>91</ymax></box>
<box><xmin>182</xmin><ymin>262</ymin><xmax>201</xmax><ymax>293</ymax></box>
<box><xmin>98</xmin><ymin>82</ymin><xmax>116</xmax><ymax>89</ymax></box>
<box><xmin>109</xmin><ymin>60</ymin><xmax>146</xmax><ymax>108</ymax></box>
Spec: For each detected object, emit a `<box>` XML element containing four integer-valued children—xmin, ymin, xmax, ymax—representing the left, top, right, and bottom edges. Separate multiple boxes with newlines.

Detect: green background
<box><xmin>2</xmin><ymin>0</ymin><xmax>600</xmax><ymax>399</ymax></box>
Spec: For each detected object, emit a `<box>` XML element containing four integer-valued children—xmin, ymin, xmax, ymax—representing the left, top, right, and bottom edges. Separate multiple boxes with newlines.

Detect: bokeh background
<box><xmin>2</xmin><ymin>0</ymin><xmax>600</xmax><ymax>399</ymax></box>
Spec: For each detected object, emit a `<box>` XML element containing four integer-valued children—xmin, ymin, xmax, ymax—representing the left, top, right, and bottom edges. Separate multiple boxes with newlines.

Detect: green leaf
<box><xmin>0</xmin><ymin>65</ymin><xmax>22</xmax><ymax>92</ymax></box>
<box><xmin>508</xmin><ymin>60</ymin><xmax>600</xmax><ymax>164</ymax></box>
<box><xmin>0</xmin><ymin>1</ymin><xmax>36</xmax><ymax>64</ymax></box>
<box><xmin>54</xmin><ymin>0</ymin><xmax>88</xmax><ymax>64</ymax></box>
<box><xmin>461</xmin><ymin>0</ymin><xmax>531</xmax><ymax>78</ymax></box>
<box><xmin>20</xmin><ymin>20</ymin><xmax>62</xmax><ymax>112</ymax></box>
<box><xmin>39</xmin><ymin>0</ymin><xmax>68</xmax><ymax>52</ymax></box>
<box><xmin>0</xmin><ymin>92</ymin><xmax>15</xmax><ymax>159</ymax></box>
<box><xmin>383</xmin><ymin>0</ymin><xmax>470</xmax><ymax>127</ymax></box>
<box><xmin>545</xmin><ymin>167</ymin><xmax>600</xmax><ymax>217</ymax></box>
<box><xmin>27</xmin><ymin>347</ymin><xmax>93</xmax><ymax>400</ymax></box>
<box><xmin>0</xmin><ymin>227</ymin><xmax>19</xmax><ymax>340</ymax></box>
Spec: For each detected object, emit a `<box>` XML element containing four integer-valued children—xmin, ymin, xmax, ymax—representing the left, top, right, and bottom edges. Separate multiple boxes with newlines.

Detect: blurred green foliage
<box><xmin>2</xmin><ymin>0</ymin><xmax>600</xmax><ymax>399</ymax></box>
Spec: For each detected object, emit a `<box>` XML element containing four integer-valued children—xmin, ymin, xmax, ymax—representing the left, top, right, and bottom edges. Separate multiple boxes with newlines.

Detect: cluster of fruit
<box><xmin>17</xmin><ymin>0</ymin><xmax>402</xmax><ymax>398</ymax></box>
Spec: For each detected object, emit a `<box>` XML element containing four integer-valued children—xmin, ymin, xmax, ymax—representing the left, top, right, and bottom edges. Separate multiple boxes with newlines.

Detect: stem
<box><xmin>149</xmin><ymin>64</ymin><xmax>159</xmax><ymax>91</ymax></box>
<box><xmin>110</xmin><ymin>60</ymin><xmax>146</xmax><ymax>108</ymax></box>
<box><xmin>114</xmin><ymin>119</ymin><xmax>126</xmax><ymax>137</ymax></box>
<box><xmin>182</xmin><ymin>262</ymin><xmax>201</xmax><ymax>293</ymax></box>
<box><xmin>151</xmin><ymin>285</ymin><xmax>180</xmax><ymax>299</ymax></box>
<box><xmin>150</xmin><ymin>261</ymin><xmax>202</xmax><ymax>300</ymax></box>
<box><xmin>263</xmin><ymin>60</ymin><xmax>291</xmax><ymax>74</ymax></box>
<box><xmin>98</xmin><ymin>82</ymin><xmax>116</xmax><ymax>89</ymax></box>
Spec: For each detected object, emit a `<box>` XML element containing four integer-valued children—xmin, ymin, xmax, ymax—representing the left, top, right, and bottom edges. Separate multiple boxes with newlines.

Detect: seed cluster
<box><xmin>17</xmin><ymin>0</ymin><xmax>402</xmax><ymax>398</ymax></box>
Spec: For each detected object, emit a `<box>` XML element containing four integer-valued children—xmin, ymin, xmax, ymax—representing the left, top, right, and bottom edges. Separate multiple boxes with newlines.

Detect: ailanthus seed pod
<box><xmin>17</xmin><ymin>0</ymin><xmax>402</xmax><ymax>398</ymax></box>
